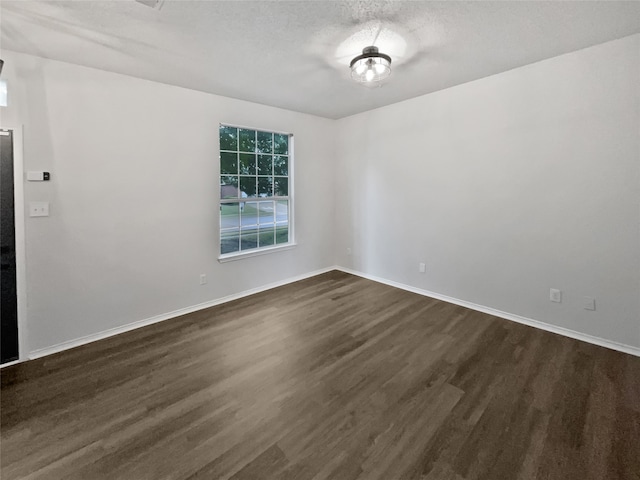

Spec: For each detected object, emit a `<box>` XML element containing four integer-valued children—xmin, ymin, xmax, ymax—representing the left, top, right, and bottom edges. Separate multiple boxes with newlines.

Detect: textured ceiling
<box><xmin>1</xmin><ymin>1</ymin><xmax>639</xmax><ymax>119</ymax></box>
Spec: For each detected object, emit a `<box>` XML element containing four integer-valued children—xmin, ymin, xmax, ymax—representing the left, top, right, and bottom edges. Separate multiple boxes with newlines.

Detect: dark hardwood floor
<box><xmin>1</xmin><ymin>270</ymin><xmax>639</xmax><ymax>479</ymax></box>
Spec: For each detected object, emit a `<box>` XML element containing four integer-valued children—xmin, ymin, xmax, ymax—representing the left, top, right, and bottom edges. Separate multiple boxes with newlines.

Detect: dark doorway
<box><xmin>1</xmin><ymin>128</ymin><xmax>19</xmax><ymax>364</ymax></box>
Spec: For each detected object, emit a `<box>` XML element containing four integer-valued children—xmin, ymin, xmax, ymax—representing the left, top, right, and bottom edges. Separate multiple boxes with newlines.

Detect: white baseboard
<box><xmin>7</xmin><ymin>264</ymin><xmax>637</xmax><ymax>367</ymax></box>
<box><xmin>0</xmin><ymin>359</ymin><xmax>22</xmax><ymax>369</ymax></box>
<box><xmin>336</xmin><ymin>267</ymin><xmax>640</xmax><ymax>358</ymax></box>
<box><xmin>24</xmin><ymin>266</ymin><xmax>337</xmax><ymax>362</ymax></box>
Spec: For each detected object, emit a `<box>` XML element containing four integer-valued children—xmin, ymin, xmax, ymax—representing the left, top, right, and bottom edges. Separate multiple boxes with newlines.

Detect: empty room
<box><xmin>1</xmin><ymin>1</ymin><xmax>639</xmax><ymax>479</ymax></box>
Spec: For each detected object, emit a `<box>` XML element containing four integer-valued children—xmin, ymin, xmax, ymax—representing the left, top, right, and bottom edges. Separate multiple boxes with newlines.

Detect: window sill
<box><xmin>218</xmin><ymin>243</ymin><xmax>297</xmax><ymax>263</ymax></box>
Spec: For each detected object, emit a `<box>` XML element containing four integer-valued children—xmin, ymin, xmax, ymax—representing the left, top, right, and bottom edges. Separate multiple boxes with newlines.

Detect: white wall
<box><xmin>2</xmin><ymin>34</ymin><xmax>638</xmax><ymax>358</ymax></box>
<box><xmin>1</xmin><ymin>51</ymin><xmax>336</xmax><ymax>354</ymax></box>
<box><xmin>335</xmin><ymin>34</ymin><xmax>640</xmax><ymax>349</ymax></box>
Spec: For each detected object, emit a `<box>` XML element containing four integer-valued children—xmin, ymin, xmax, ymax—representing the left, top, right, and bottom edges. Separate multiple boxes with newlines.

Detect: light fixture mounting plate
<box><xmin>349</xmin><ymin>46</ymin><xmax>392</xmax><ymax>68</ymax></box>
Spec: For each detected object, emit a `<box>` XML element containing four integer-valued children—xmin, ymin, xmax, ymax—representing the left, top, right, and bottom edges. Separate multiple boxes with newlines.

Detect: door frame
<box><xmin>1</xmin><ymin>125</ymin><xmax>27</xmax><ymax>366</ymax></box>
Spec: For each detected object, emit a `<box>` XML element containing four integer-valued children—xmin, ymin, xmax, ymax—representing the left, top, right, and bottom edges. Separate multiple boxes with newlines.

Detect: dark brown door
<box><xmin>1</xmin><ymin>129</ymin><xmax>18</xmax><ymax>364</ymax></box>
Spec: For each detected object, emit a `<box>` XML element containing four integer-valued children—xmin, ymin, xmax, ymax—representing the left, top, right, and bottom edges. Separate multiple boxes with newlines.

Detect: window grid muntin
<box><xmin>220</xmin><ymin>125</ymin><xmax>291</xmax><ymax>256</ymax></box>
<box><xmin>220</xmin><ymin>200</ymin><xmax>290</xmax><ymax>252</ymax></box>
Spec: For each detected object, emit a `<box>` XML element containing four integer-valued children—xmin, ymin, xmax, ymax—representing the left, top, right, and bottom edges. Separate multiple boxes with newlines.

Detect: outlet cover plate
<box><xmin>550</xmin><ymin>288</ymin><xmax>562</xmax><ymax>303</ymax></box>
<box><xmin>584</xmin><ymin>296</ymin><xmax>596</xmax><ymax>311</ymax></box>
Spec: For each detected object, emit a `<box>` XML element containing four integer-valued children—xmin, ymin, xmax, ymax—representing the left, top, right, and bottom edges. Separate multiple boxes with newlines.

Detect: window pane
<box><xmin>220</xmin><ymin>152</ymin><xmax>238</xmax><ymax>175</ymax></box>
<box><xmin>276</xmin><ymin>225</ymin><xmax>289</xmax><ymax>244</ymax></box>
<box><xmin>239</xmin><ymin>129</ymin><xmax>256</xmax><ymax>152</ymax></box>
<box><xmin>274</xmin><ymin>177</ymin><xmax>288</xmax><ymax>196</ymax></box>
<box><xmin>257</xmin><ymin>131</ymin><xmax>273</xmax><ymax>154</ymax></box>
<box><xmin>240</xmin><ymin>231</ymin><xmax>258</xmax><ymax>251</ymax></box>
<box><xmin>273</xmin><ymin>155</ymin><xmax>288</xmax><ymax>176</ymax></box>
<box><xmin>220</xmin><ymin>126</ymin><xmax>238</xmax><ymax>151</ymax></box>
<box><xmin>276</xmin><ymin>200</ymin><xmax>288</xmax><ymax>224</ymax></box>
<box><xmin>220</xmin><ymin>176</ymin><xmax>239</xmax><ymax>199</ymax></box>
<box><xmin>241</xmin><ymin>201</ymin><xmax>259</xmax><ymax>227</ymax></box>
<box><xmin>258</xmin><ymin>176</ymin><xmax>273</xmax><ymax>197</ymax></box>
<box><xmin>239</xmin><ymin>153</ymin><xmax>256</xmax><ymax>175</ymax></box>
<box><xmin>258</xmin><ymin>155</ymin><xmax>272</xmax><ymax>175</ymax></box>
<box><xmin>220</xmin><ymin>127</ymin><xmax>291</xmax><ymax>257</ymax></box>
<box><xmin>274</xmin><ymin>134</ymin><xmax>288</xmax><ymax>155</ymax></box>
<box><xmin>240</xmin><ymin>176</ymin><xmax>257</xmax><ymax>197</ymax></box>
<box><xmin>221</xmin><ymin>203</ymin><xmax>240</xmax><ymax>229</ymax></box>
<box><xmin>258</xmin><ymin>201</ymin><xmax>275</xmax><ymax>227</ymax></box>
<box><xmin>259</xmin><ymin>227</ymin><xmax>275</xmax><ymax>247</ymax></box>
<box><xmin>221</xmin><ymin>228</ymin><xmax>240</xmax><ymax>254</ymax></box>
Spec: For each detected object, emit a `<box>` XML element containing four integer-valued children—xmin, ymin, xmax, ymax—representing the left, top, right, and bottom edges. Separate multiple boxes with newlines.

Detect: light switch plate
<box><xmin>29</xmin><ymin>201</ymin><xmax>49</xmax><ymax>217</ymax></box>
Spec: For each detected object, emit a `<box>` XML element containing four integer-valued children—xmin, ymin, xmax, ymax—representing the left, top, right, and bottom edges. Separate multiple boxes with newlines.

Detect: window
<box><xmin>219</xmin><ymin>125</ymin><xmax>292</xmax><ymax>258</ymax></box>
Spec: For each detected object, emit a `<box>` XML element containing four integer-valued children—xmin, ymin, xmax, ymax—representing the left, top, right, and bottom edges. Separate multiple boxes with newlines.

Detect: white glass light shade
<box><xmin>350</xmin><ymin>56</ymin><xmax>391</xmax><ymax>84</ymax></box>
<box><xmin>349</xmin><ymin>46</ymin><xmax>392</xmax><ymax>85</ymax></box>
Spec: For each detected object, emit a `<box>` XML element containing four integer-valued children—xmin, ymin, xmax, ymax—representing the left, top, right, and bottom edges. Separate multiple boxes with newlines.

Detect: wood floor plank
<box><xmin>1</xmin><ymin>270</ymin><xmax>638</xmax><ymax>479</ymax></box>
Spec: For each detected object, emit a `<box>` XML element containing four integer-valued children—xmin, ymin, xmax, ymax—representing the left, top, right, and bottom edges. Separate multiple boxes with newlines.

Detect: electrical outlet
<box><xmin>419</xmin><ymin>262</ymin><xmax>426</xmax><ymax>273</ymax></box>
<box><xmin>199</xmin><ymin>274</ymin><xmax>207</xmax><ymax>285</ymax></box>
<box><xmin>584</xmin><ymin>296</ymin><xmax>596</xmax><ymax>311</ymax></box>
<box><xmin>550</xmin><ymin>288</ymin><xmax>562</xmax><ymax>303</ymax></box>
<box><xmin>346</xmin><ymin>248</ymin><xmax>352</xmax><ymax>256</ymax></box>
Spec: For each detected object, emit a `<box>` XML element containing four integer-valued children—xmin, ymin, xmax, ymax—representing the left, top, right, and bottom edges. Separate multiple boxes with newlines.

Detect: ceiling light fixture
<box><xmin>350</xmin><ymin>46</ymin><xmax>391</xmax><ymax>85</ymax></box>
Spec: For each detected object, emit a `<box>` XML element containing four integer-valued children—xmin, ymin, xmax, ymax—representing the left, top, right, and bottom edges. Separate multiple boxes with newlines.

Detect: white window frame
<box><xmin>218</xmin><ymin>123</ymin><xmax>295</xmax><ymax>262</ymax></box>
